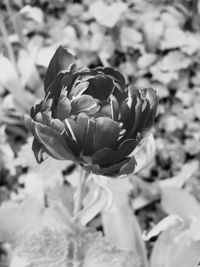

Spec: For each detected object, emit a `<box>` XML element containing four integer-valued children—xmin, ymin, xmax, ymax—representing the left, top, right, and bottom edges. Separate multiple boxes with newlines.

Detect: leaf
<box><xmin>150</xmin><ymin>219</ymin><xmax>200</xmax><ymax>267</ymax></box>
<box><xmin>100</xmin><ymin>178</ymin><xmax>148</xmax><ymax>267</ymax></box>
<box><xmin>17</xmin><ymin>48</ymin><xmax>42</xmax><ymax>91</ymax></box>
<box><xmin>89</xmin><ymin>1</ymin><xmax>128</xmax><ymax>28</ymax></box>
<box><xmin>160</xmin><ymin>27</ymin><xmax>186</xmax><ymax>50</ymax></box>
<box><xmin>159</xmin><ymin>160</ymin><xmax>199</xmax><ymax>188</ymax></box>
<box><xmin>143</xmin><ymin>20</ymin><xmax>164</xmax><ymax>52</ymax></box>
<box><xmin>1</xmin><ymin>199</ymin><xmax>139</xmax><ymax>267</ymax></box>
<box><xmin>150</xmin><ymin>220</ymin><xmax>184</xmax><ymax>267</ymax></box>
<box><xmin>0</xmin><ymin>198</ymin><xmax>72</xmax><ymax>245</ymax></box>
<box><xmin>161</xmin><ymin>187</ymin><xmax>200</xmax><ymax>222</ymax></box>
<box><xmin>0</xmin><ymin>54</ymin><xmax>21</xmax><ymax>95</ymax></box>
<box><xmin>120</xmin><ymin>26</ymin><xmax>143</xmax><ymax>49</ymax></box>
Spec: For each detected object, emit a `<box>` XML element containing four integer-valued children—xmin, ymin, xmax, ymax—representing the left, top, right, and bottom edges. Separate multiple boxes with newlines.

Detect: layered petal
<box><xmin>84</xmin><ymin>74</ymin><xmax>114</xmax><ymax>101</ymax></box>
<box><xmin>34</xmin><ymin>123</ymin><xmax>75</xmax><ymax>161</ymax></box>
<box><xmin>44</xmin><ymin>46</ymin><xmax>76</xmax><ymax>91</ymax></box>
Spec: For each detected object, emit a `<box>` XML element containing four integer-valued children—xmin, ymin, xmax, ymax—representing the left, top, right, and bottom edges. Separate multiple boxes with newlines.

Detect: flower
<box><xmin>23</xmin><ymin>46</ymin><xmax>158</xmax><ymax>177</ymax></box>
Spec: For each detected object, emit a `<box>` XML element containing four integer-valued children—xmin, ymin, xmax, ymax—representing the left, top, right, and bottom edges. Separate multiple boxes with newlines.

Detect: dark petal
<box><xmin>84</xmin><ymin>74</ymin><xmax>114</xmax><ymax>101</ymax></box>
<box><xmin>41</xmin><ymin>98</ymin><xmax>53</xmax><ymax>112</ymax></box>
<box><xmin>94</xmin><ymin>101</ymin><xmax>112</xmax><ymax>119</ymax></box>
<box><xmin>143</xmin><ymin>88</ymin><xmax>158</xmax><ymax>131</ymax></box>
<box><xmin>119</xmin><ymin>157</ymin><xmax>137</xmax><ymax>175</ymax></box>
<box><xmin>34</xmin><ymin>122</ymin><xmax>75</xmax><ymax>161</ymax></box>
<box><xmin>45</xmin><ymin>71</ymin><xmax>67</xmax><ymax>112</ymax></box>
<box><xmin>100</xmin><ymin>159</ymin><xmax>130</xmax><ymax>177</ymax></box>
<box><xmin>83</xmin><ymin>164</ymin><xmax>101</xmax><ymax>175</ymax></box>
<box><xmin>93</xmin><ymin>117</ymin><xmax>120</xmax><ymax>152</ymax></box>
<box><xmin>35</xmin><ymin>112</ymin><xmax>43</xmax><ymax>123</ymax></box>
<box><xmin>42</xmin><ymin>110</ymin><xmax>52</xmax><ymax>126</ymax></box>
<box><xmin>71</xmin><ymin>95</ymin><xmax>100</xmax><ymax>116</ymax></box>
<box><xmin>22</xmin><ymin>114</ymin><xmax>35</xmax><ymax>135</ymax></box>
<box><xmin>62</xmin><ymin>131</ymin><xmax>80</xmax><ymax>157</ymax></box>
<box><xmin>130</xmin><ymin>100</ymin><xmax>151</xmax><ymax>139</ymax></box>
<box><xmin>30</xmin><ymin>101</ymin><xmax>43</xmax><ymax>119</ymax></box>
<box><xmin>32</xmin><ymin>138</ymin><xmax>44</xmax><ymax>163</ymax></box>
<box><xmin>61</xmin><ymin>65</ymin><xmax>78</xmax><ymax>94</ymax></box>
<box><xmin>55</xmin><ymin>94</ymin><xmax>71</xmax><ymax>120</ymax></box>
<box><xmin>110</xmin><ymin>95</ymin><xmax>119</xmax><ymax>120</ymax></box>
<box><xmin>81</xmin><ymin>119</ymin><xmax>96</xmax><ymax>156</ymax></box>
<box><xmin>66</xmin><ymin>113</ymin><xmax>89</xmax><ymax>150</ymax></box>
<box><xmin>49</xmin><ymin>119</ymin><xmax>65</xmax><ymax>133</ymax></box>
<box><xmin>120</xmin><ymin>88</ymin><xmax>143</xmax><ymax>141</ymax></box>
<box><xmin>44</xmin><ymin>46</ymin><xmax>76</xmax><ymax>91</ymax></box>
<box><xmin>112</xmin><ymin>85</ymin><xmax>127</xmax><ymax>106</ymax></box>
<box><xmin>127</xmin><ymin>88</ymin><xmax>158</xmax><ymax>139</ymax></box>
<box><xmin>95</xmin><ymin>67</ymin><xmax>126</xmax><ymax>92</ymax></box>
<box><xmin>93</xmin><ymin>138</ymin><xmax>138</xmax><ymax>167</ymax></box>
<box><xmin>69</xmin><ymin>81</ymin><xmax>89</xmax><ymax>99</ymax></box>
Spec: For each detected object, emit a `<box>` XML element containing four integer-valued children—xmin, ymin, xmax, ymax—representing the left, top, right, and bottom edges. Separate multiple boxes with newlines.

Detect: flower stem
<box><xmin>73</xmin><ymin>168</ymin><xmax>88</xmax><ymax>215</ymax></box>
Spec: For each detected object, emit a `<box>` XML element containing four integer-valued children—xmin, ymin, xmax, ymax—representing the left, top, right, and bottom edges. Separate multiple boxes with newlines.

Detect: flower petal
<box><xmin>66</xmin><ymin>113</ymin><xmax>89</xmax><ymax>150</ymax></box>
<box><xmin>55</xmin><ymin>94</ymin><xmax>71</xmax><ymax>120</ymax></box>
<box><xmin>143</xmin><ymin>88</ymin><xmax>158</xmax><ymax>131</ymax></box>
<box><xmin>32</xmin><ymin>138</ymin><xmax>44</xmax><ymax>163</ymax></box>
<box><xmin>71</xmin><ymin>95</ymin><xmax>100</xmax><ymax>116</ymax></box>
<box><xmin>96</xmin><ymin>67</ymin><xmax>126</xmax><ymax>91</ymax></box>
<box><xmin>100</xmin><ymin>159</ymin><xmax>130</xmax><ymax>177</ymax></box>
<box><xmin>84</xmin><ymin>74</ymin><xmax>114</xmax><ymax>101</ymax></box>
<box><xmin>44</xmin><ymin>46</ymin><xmax>76</xmax><ymax>91</ymax></box>
<box><xmin>81</xmin><ymin>119</ymin><xmax>96</xmax><ymax>156</ymax></box>
<box><xmin>94</xmin><ymin>102</ymin><xmax>112</xmax><ymax>119</ymax></box>
<box><xmin>92</xmin><ymin>139</ymin><xmax>138</xmax><ymax>167</ymax></box>
<box><xmin>93</xmin><ymin>117</ymin><xmax>120</xmax><ymax>152</ymax></box>
<box><xmin>119</xmin><ymin>157</ymin><xmax>137</xmax><ymax>176</ymax></box>
<box><xmin>34</xmin><ymin>123</ymin><xmax>75</xmax><ymax>161</ymax></box>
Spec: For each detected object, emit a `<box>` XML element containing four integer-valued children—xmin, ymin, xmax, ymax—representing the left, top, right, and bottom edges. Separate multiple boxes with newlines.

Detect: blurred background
<box><xmin>0</xmin><ymin>0</ymin><xmax>200</xmax><ymax>239</ymax></box>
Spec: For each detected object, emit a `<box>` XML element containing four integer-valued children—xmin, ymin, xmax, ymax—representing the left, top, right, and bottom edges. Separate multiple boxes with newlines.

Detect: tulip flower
<box><xmin>24</xmin><ymin>46</ymin><xmax>158</xmax><ymax>177</ymax></box>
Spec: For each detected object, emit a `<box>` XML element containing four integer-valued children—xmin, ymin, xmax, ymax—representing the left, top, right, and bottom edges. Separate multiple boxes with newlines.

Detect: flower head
<box><xmin>24</xmin><ymin>46</ymin><xmax>158</xmax><ymax>177</ymax></box>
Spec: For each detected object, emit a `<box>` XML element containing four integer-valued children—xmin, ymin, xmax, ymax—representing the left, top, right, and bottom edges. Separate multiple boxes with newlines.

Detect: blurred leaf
<box><xmin>161</xmin><ymin>187</ymin><xmax>200</xmax><ymax>222</ymax></box>
<box><xmin>120</xmin><ymin>26</ymin><xmax>143</xmax><ymax>49</ymax></box>
<box><xmin>143</xmin><ymin>20</ymin><xmax>164</xmax><ymax>52</ymax></box>
<box><xmin>0</xmin><ymin>54</ymin><xmax>21</xmax><ymax>94</ymax></box>
<box><xmin>160</xmin><ymin>51</ymin><xmax>192</xmax><ymax>72</ymax></box>
<box><xmin>89</xmin><ymin>1</ymin><xmax>128</xmax><ymax>28</ymax></box>
<box><xmin>101</xmin><ymin>178</ymin><xmax>148</xmax><ymax>267</ymax></box>
<box><xmin>150</xmin><ymin>220</ymin><xmax>200</xmax><ymax>267</ymax></box>
<box><xmin>17</xmin><ymin>48</ymin><xmax>42</xmax><ymax>91</ymax></box>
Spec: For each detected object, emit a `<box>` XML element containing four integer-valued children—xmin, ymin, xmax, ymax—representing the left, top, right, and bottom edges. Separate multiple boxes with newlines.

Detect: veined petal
<box><xmin>92</xmin><ymin>139</ymin><xmax>138</xmax><ymax>167</ymax></box>
<box><xmin>69</xmin><ymin>81</ymin><xmax>89</xmax><ymax>99</ymax></box>
<box><xmin>66</xmin><ymin>113</ymin><xmax>89</xmax><ymax>150</ymax></box>
<box><xmin>55</xmin><ymin>94</ymin><xmax>71</xmax><ymax>120</ymax></box>
<box><xmin>143</xmin><ymin>88</ymin><xmax>159</xmax><ymax>131</ymax></box>
<box><xmin>100</xmin><ymin>159</ymin><xmax>130</xmax><ymax>177</ymax></box>
<box><xmin>95</xmin><ymin>67</ymin><xmax>126</xmax><ymax>92</ymax></box>
<box><xmin>44</xmin><ymin>46</ymin><xmax>76</xmax><ymax>91</ymax></box>
<box><xmin>32</xmin><ymin>138</ymin><xmax>44</xmax><ymax>163</ymax></box>
<box><xmin>93</xmin><ymin>117</ymin><xmax>120</xmax><ymax>152</ymax></box>
<box><xmin>119</xmin><ymin>157</ymin><xmax>137</xmax><ymax>176</ymax></box>
<box><xmin>34</xmin><ymin>123</ymin><xmax>75</xmax><ymax>161</ymax></box>
<box><xmin>94</xmin><ymin>102</ymin><xmax>112</xmax><ymax>119</ymax></box>
<box><xmin>81</xmin><ymin>119</ymin><xmax>96</xmax><ymax>156</ymax></box>
<box><xmin>84</xmin><ymin>74</ymin><xmax>114</xmax><ymax>101</ymax></box>
<box><xmin>71</xmin><ymin>95</ymin><xmax>100</xmax><ymax>116</ymax></box>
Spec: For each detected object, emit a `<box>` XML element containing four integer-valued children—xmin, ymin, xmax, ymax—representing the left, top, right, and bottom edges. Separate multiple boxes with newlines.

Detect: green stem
<box><xmin>73</xmin><ymin>168</ymin><xmax>88</xmax><ymax>215</ymax></box>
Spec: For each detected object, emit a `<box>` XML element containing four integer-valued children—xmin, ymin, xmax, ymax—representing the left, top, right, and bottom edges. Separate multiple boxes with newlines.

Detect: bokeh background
<box><xmin>1</xmin><ymin>0</ymin><xmax>200</xmax><ymax>242</ymax></box>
